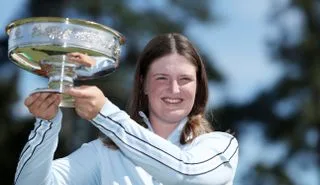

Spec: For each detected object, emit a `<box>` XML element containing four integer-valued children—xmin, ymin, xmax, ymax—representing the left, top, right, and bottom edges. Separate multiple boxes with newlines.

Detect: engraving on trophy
<box><xmin>46</xmin><ymin>25</ymin><xmax>63</xmax><ymax>39</ymax></box>
<box><xmin>14</xmin><ymin>27</ymin><xmax>23</xmax><ymax>40</ymax></box>
<box><xmin>62</xmin><ymin>29</ymin><xmax>72</xmax><ymax>40</ymax></box>
<box><xmin>32</xmin><ymin>24</ymin><xmax>42</xmax><ymax>38</ymax></box>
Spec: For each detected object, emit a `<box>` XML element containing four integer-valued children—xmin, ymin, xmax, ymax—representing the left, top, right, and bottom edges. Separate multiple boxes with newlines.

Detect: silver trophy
<box><xmin>6</xmin><ymin>17</ymin><xmax>125</xmax><ymax>107</ymax></box>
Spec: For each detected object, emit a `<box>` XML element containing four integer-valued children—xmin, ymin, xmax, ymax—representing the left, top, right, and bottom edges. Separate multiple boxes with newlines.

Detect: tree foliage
<box><xmin>216</xmin><ymin>0</ymin><xmax>319</xmax><ymax>184</ymax></box>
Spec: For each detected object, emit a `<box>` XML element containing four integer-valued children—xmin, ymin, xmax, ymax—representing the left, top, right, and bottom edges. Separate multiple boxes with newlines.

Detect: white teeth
<box><xmin>162</xmin><ymin>98</ymin><xmax>182</xmax><ymax>104</ymax></box>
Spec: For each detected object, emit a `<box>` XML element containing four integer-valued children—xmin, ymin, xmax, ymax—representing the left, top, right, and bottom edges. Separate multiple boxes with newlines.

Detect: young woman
<box><xmin>17</xmin><ymin>33</ymin><xmax>239</xmax><ymax>185</ymax></box>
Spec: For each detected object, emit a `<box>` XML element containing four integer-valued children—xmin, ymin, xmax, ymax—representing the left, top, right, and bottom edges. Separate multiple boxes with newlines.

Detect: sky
<box><xmin>0</xmin><ymin>0</ymin><xmax>318</xmax><ymax>185</ymax></box>
<box><xmin>189</xmin><ymin>0</ymin><xmax>284</xmax><ymax>106</ymax></box>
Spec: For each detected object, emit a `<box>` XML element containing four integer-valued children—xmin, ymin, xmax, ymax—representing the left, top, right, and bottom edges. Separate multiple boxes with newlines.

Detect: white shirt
<box><xmin>14</xmin><ymin>100</ymin><xmax>239</xmax><ymax>185</ymax></box>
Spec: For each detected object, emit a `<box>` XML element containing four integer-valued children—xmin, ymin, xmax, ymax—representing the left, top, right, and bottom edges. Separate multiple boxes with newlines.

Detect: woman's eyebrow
<box><xmin>180</xmin><ymin>74</ymin><xmax>193</xmax><ymax>77</ymax></box>
<box><xmin>152</xmin><ymin>73</ymin><xmax>168</xmax><ymax>77</ymax></box>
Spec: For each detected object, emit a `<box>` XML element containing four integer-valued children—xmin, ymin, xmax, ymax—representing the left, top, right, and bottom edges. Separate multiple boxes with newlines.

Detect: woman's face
<box><xmin>144</xmin><ymin>53</ymin><xmax>197</xmax><ymax>125</ymax></box>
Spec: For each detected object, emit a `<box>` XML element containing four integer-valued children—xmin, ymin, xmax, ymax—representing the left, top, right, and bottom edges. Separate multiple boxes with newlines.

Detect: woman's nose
<box><xmin>169</xmin><ymin>80</ymin><xmax>180</xmax><ymax>93</ymax></box>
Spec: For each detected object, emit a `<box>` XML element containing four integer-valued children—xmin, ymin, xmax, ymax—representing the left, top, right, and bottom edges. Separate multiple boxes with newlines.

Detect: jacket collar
<box><xmin>138</xmin><ymin>111</ymin><xmax>188</xmax><ymax>145</ymax></box>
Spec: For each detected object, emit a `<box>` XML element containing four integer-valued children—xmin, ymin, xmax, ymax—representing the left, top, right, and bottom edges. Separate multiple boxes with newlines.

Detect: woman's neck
<box><xmin>149</xmin><ymin>116</ymin><xmax>180</xmax><ymax>139</ymax></box>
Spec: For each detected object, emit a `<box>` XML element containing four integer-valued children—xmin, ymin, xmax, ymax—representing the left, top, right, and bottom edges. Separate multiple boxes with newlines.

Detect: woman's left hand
<box><xmin>67</xmin><ymin>52</ymin><xmax>96</xmax><ymax>67</ymax></box>
<box><xmin>65</xmin><ymin>86</ymin><xmax>107</xmax><ymax>120</ymax></box>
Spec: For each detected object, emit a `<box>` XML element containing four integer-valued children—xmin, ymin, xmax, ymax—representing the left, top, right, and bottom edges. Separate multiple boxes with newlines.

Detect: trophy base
<box><xmin>30</xmin><ymin>88</ymin><xmax>75</xmax><ymax>108</ymax></box>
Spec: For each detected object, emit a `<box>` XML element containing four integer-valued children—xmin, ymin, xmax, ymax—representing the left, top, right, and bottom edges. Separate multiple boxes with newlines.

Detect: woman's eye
<box><xmin>180</xmin><ymin>77</ymin><xmax>191</xmax><ymax>82</ymax></box>
<box><xmin>156</xmin><ymin>77</ymin><xmax>167</xmax><ymax>80</ymax></box>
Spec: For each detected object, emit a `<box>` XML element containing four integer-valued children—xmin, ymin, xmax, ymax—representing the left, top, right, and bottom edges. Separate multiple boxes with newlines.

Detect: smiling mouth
<box><xmin>162</xmin><ymin>97</ymin><xmax>183</xmax><ymax>104</ymax></box>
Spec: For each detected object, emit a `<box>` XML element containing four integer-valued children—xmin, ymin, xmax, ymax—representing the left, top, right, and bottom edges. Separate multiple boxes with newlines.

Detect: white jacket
<box><xmin>14</xmin><ymin>100</ymin><xmax>239</xmax><ymax>185</ymax></box>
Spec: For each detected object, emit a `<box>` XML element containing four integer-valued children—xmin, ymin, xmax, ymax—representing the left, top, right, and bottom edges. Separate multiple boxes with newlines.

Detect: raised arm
<box><xmin>91</xmin><ymin>100</ymin><xmax>239</xmax><ymax>185</ymax></box>
<box><xmin>15</xmin><ymin>111</ymin><xmax>62</xmax><ymax>185</ymax></box>
<box><xmin>66</xmin><ymin>86</ymin><xmax>239</xmax><ymax>185</ymax></box>
<box><xmin>15</xmin><ymin>93</ymin><xmax>100</xmax><ymax>185</ymax></box>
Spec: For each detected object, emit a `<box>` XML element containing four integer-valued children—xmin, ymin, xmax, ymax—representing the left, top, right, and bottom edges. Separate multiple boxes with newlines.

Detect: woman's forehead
<box><xmin>148</xmin><ymin>53</ymin><xmax>196</xmax><ymax>72</ymax></box>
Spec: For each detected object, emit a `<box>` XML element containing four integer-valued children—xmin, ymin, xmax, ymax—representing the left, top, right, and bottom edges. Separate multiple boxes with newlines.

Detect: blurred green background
<box><xmin>0</xmin><ymin>0</ymin><xmax>319</xmax><ymax>184</ymax></box>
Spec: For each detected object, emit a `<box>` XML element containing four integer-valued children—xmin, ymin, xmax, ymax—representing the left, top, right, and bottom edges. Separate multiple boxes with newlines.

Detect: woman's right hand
<box><xmin>24</xmin><ymin>93</ymin><xmax>62</xmax><ymax>120</ymax></box>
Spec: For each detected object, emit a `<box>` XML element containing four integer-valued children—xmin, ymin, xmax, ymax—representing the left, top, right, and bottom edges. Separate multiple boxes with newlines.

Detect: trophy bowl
<box><xmin>6</xmin><ymin>17</ymin><xmax>125</xmax><ymax>107</ymax></box>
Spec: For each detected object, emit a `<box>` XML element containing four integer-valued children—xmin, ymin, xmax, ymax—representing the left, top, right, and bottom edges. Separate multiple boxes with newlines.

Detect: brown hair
<box><xmin>103</xmin><ymin>33</ymin><xmax>213</xmax><ymax>148</ymax></box>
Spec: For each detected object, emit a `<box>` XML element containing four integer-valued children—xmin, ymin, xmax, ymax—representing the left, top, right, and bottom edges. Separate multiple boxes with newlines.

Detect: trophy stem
<box><xmin>41</xmin><ymin>55</ymin><xmax>78</xmax><ymax>107</ymax></box>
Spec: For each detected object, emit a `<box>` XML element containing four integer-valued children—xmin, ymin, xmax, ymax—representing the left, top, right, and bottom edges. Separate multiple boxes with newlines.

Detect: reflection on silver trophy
<box><xmin>6</xmin><ymin>17</ymin><xmax>125</xmax><ymax>107</ymax></box>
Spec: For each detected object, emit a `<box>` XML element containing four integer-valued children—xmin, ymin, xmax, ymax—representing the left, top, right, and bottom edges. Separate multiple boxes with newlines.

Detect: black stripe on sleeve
<box><xmin>19</xmin><ymin>121</ymin><xmax>43</xmax><ymax>160</ymax></box>
<box><xmin>14</xmin><ymin>121</ymin><xmax>54</xmax><ymax>185</ymax></box>
<box><xmin>92</xmin><ymin>119</ymin><xmax>238</xmax><ymax>176</ymax></box>
<box><xmin>99</xmin><ymin>113</ymin><xmax>236</xmax><ymax>165</ymax></box>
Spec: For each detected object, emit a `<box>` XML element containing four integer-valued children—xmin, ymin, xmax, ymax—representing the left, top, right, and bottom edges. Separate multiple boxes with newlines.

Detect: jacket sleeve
<box><xmin>15</xmin><ymin>110</ymin><xmax>100</xmax><ymax>185</ymax></box>
<box><xmin>91</xmin><ymin>100</ymin><xmax>239</xmax><ymax>185</ymax></box>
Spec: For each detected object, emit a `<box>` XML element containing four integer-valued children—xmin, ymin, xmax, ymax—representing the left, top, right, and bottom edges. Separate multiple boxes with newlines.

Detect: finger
<box><xmin>45</xmin><ymin>98</ymin><xmax>61</xmax><ymax>118</ymax></box>
<box><xmin>49</xmin><ymin>94</ymin><xmax>61</xmax><ymax>108</ymax></box>
<box><xmin>49</xmin><ymin>95</ymin><xmax>62</xmax><ymax>108</ymax></box>
<box><xmin>56</xmin><ymin>94</ymin><xmax>62</xmax><ymax>105</ymax></box>
<box><xmin>67</xmin><ymin>52</ymin><xmax>91</xmax><ymax>66</ymax></box>
<box><xmin>67</xmin><ymin>56</ymin><xmax>79</xmax><ymax>61</ymax></box>
<box><xmin>65</xmin><ymin>87</ymin><xmax>90</xmax><ymax>98</ymax></box>
<box><xmin>70</xmin><ymin>53</ymin><xmax>95</xmax><ymax>66</ymax></box>
<box><xmin>28</xmin><ymin>93</ymin><xmax>53</xmax><ymax>113</ymax></box>
<box><xmin>25</xmin><ymin>93</ymin><xmax>40</xmax><ymax>106</ymax></box>
<box><xmin>67</xmin><ymin>52</ymin><xmax>82</xmax><ymax>57</ymax></box>
<box><xmin>76</xmin><ymin>56</ymin><xmax>95</xmax><ymax>67</ymax></box>
<box><xmin>70</xmin><ymin>58</ymin><xmax>92</xmax><ymax>67</ymax></box>
<box><xmin>67</xmin><ymin>52</ymin><xmax>87</xmax><ymax>60</ymax></box>
<box><xmin>33</xmin><ymin>93</ymin><xmax>51</xmax><ymax>107</ymax></box>
<box><xmin>74</xmin><ymin>106</ymin><xmax>86</xmax><ymax>119</ymax></box>
<box><xmin>26</xmin><ymin>92</ymin><xmax>50</xmax><ymax>108</ymax></box>
<box><xmin>74</xmin><ymin>98</ymin><xmax>89</xmax><ymax>109</ymax></box>
<box><xmin>38</xmin><ymin>94</ymin><xmax>59</xmax><ymax>111</ymax></box>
